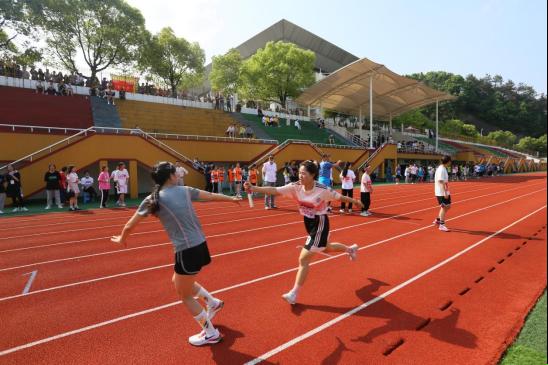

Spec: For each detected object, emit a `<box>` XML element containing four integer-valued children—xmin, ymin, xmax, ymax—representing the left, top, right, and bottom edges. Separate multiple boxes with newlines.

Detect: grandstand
<box><xmin>116</xmin><ymin>100</ymin><xmax>236</xmax><ymax>136</ymax></box>
<box><xmin>242</xmin><ymin>114</ymin><xmax>350</xmax><ymax>145</ymax></box>
<box><xmin>0</xmin><ymin>86</ymin><xmax>92</xmax><ymax>129</ymax></box>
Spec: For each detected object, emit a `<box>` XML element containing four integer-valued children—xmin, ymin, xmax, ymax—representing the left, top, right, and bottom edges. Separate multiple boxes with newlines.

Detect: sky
<box><xmin>123</xmin><ymin>0</ymin><xmax>546</xmax><ymax>93</ymax></box>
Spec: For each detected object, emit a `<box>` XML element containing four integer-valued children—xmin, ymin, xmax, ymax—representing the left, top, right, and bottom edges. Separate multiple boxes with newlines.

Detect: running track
<box><xmin>0</xmin><ymin>173</ymin><xmax>546</xmax><ymax>364</ymax></box>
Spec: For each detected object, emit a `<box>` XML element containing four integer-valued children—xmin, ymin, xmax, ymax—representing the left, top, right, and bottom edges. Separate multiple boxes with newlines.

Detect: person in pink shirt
<box><xmin>98</xmin><ymin>165</ymin><xmax>111</xmax><ymax>208</ymax></box>
<box><xmin>245</xmin><ymin>160</ymin><xmax>363</xmax><ymax>305</ymax></box>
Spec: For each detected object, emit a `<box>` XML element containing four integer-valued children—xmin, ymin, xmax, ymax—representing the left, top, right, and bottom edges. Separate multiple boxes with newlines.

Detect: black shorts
<box><xmin>303</xmin><ymin>215</ymin><xmax>330</xmax><ymax>252</ymax></box>
<box><xmin>436</xmin><ymin>196</ymin><xmax>452</xmax><ymax>207</ymax></box>
<box><xmin>174</xmin><ymin>242</ymin><xmax>211</xmax><ymax>275</ymax></box>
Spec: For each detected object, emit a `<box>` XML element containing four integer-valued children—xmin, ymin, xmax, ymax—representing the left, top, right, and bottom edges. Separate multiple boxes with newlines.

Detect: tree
<box><xmin>486</xmin><ymin>130</ymin><xmax>517</xmax><ymax>147</ymax></box>
<box><xmin>393</xmin><ymin>110</ymin><xmax>433</xmax><ymax>129</ymax></box>
<box><xmin>210</xmin><ymin>48</ymin><xmax>242</xmax><ymax>96</ymax></box>
<box><xmin>31</xmin><ymin>0</ymin><xmax>147</xmax><ymax>81</ymax></box>
<box><xmin>516</xmin><ymin>134</ymin><xmax>547</xmax><ymax>156</ymax></box>
<box><xmin>139</xmin><ymin>27</ymin><xmax>205</xmax><ymax>96</ymax></box>
<box><xmin>239</xmin><ymin>41</ymin><xmax>315</xmax><ymax>107</ymax></box>
<box><xmin>0</xmin><ymin>0</ymin><xmax>40</xmax><ymax>63</ymax></box>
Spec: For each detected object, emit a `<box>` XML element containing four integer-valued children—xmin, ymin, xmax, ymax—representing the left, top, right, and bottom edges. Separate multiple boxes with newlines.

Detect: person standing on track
<box><xmin>339</xmin><ymin>162</ymin><xmax>356</xmax><ymax>214</ymax></box>
<box><xmin>360</xmin><ymin>164</ymin><xmax>374</xmax><ymax>217</ymax></box>
<box><xmin>245</xmin><ymin>160</ymin><xmax>363</xmax><ymax>305</ymax></box>
<box><xmin>175</xmin><ymin>160</ymin><xmax>189</xmax><ymax>186</ymax></box>
<box><xmin>434</xmin><ymin>155</ymin><xmax>452</xmax><ymax>232</ymax></box>
<box><xmin>262</xmin><ymin>155</ymin><xmax>277</xmax><ymax>209</ymax></box>
<box><xmin>66</xmin><ymin>165</ymin><xmax>80</xmax><ymax>211</ymax></box>
<box><xmin>233</xmin><ymin>163</ymin><xmax>243</xmax><ymax>198</ymax></box>
<box><xmin>44</xmin><ymin>164</ymin><xmax>62</xmax><ymax>210</ymax></box>
<box><xmin>111</xmin><ymin>162</ymin><xmax>241</xmax><ymax>346</ymax></box>
<box><xmin>98</xmin><ymin>165</ymin><xmax>111</xmax><ymax>208</ymax></box>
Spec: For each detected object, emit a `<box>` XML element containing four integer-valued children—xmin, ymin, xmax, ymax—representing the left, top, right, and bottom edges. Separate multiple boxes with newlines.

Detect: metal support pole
<box><xmin>369</xmin><ymin>76</ymin><xmax>374</xmax><ymax>148</ymax></box>
<box><xmin>307</xmin><ymin>105</ymin><xmax>310</xmax><ymax>118</ymax></box>
<box><xmin>435</xmin><ymin>99</ymin><xmax>439</xmax><ymax>153</ymax></box>
<box><xmin>389</xmin><ymin>113</ymin><xmax>392</xmax><ymax>136</ymax></box>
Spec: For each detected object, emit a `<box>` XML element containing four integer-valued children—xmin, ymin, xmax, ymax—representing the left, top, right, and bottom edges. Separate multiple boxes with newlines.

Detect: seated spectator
<box><xmin>21</xmin><ymin>66</ymin><xmax>30</xmax><ymax>79</ymax></box>
<box><xmin>294</xmin><ymin>120</ymin><xmax>301</xmax><ymax>131</ymax></box>
<box><xmin>58</xmin><ymin>80</ymin><xmax>66</xmax><ymax>96</ymax></box>
<box><xmin>245</xmin><ymin>126</ymin><xmax>254</xmax><ymax>138</ymax></box>
<box><xmin>257</xmin><ymin>107</ymin><xmax>264</xmax><ymax>118</ymax></box>
<box><xmin>66</xmin><ymin>83</ymin><xmax>74</xmax><ymax>96</ymax></box>
<box><xmin>328</xmin><ymin>134</ymin><xmax>335</xmax><ymax>144</ymax></box>
<box><xmin>80</xmin><ymin>171</ymin><xmax>98</xmax><ymax>203</ymax></box>
<box><xmin>36</xmin><ymin>80</ymin><xmax>45</xmax><ymax>94</ymax></box>
<box><xmin>106</xmin><ymin>88</ymin><xmax>115</xmax><ymax>105</ymax></box>
<box><xmin>30</xmin><ymin>67</ymin><xmax>38</xmax><ymax>80</ymax></box>
<box><xmin>239</xmin><ymin>125</ymin><xmax>246</xmax><ymax>138</ymax></box>
<box><xmin>46</xmin><ymin>81</ymin><xmax>57</xmax><ymax>95</ymax></box>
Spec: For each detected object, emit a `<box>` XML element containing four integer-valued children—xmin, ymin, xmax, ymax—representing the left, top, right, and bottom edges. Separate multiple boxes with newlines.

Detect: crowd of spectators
<box><xmin>225</xmin><ymin>124</ymin><xmax>255</xmax><ymax>139</ymax></box>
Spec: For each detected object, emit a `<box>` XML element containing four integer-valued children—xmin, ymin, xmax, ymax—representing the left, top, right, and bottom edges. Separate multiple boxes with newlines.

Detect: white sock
<box><xmin>196</xmin><ymin>286</ymin><xmax>217</xmax><ymax>305</ymax></box>
<box><xmin>193</xmin><ymin>310</ymin><xmax>216</xmax><ymax>336</ymax></box>
<box><xmin>290</xmin><ymin>284</ymin><xmax>302</xmax><ymax>295</ymax></box>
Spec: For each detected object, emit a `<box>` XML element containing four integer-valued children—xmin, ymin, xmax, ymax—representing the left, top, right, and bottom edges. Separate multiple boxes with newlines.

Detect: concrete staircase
<box><xmin>91</xmin><ymin>96</ymin><xmax>122</xmax><ymax>128</ymax></box>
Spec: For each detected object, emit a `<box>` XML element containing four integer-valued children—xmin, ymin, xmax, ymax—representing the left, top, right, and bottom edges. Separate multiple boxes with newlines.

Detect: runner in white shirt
<box><xmin>245</xmin><ymin>160</ymin><xmax>363</xmax><ymax>305</ymax></box>
<box><xmin>339</xmin><ymin>162</ymin><xmax>356</xmax><ymax>214</ymax></box>
<box><xmin>113</xmin><ymin>162</ymin><xmax>129</xmax><ymax>207</ymax></box>
<box><xmin>262</xmin><ymin>155</ymin><xmax>278</xmax><ymax>209</ymax></box>
<box><xmin>360</xmin><ymin>165</ymin><xmax>374</xmax><ymax>216</ymax></box>
<box><xmin>434</xmin><ymin>155</ymin><xmax>452</xmax><ymax>232</ymax></box>
<box><xmin>175</xmin><ymin>160</ymin><xmax>189</xmax><ymax>186</ymax></box>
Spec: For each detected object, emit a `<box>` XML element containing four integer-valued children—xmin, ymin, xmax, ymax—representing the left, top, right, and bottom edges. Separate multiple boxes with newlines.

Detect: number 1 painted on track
<box><xmin>22</xmin><ymin>270</ymin><xmax>38</xmax><ymax>295</ymax></box>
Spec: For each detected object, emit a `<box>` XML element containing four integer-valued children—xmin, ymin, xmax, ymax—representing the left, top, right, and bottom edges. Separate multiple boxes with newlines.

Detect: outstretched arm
<box><xmin>244</xmin><ymin>182</ymin><xmax>280</xmax><ymax>196</ymax></box>
<box><xmin>339</xmin><ymin>194</ymin><xmax>363</xmax><ymax>208</ymax></box>
<box><xmin>111</xmin><ymin>211</ymin><xmax>144</xmax><ymax>247</ymax></box>
<box><xmin>198</xmin><ymin>189</ymin><xmax>241</xmax><ymax>203</ymax></box>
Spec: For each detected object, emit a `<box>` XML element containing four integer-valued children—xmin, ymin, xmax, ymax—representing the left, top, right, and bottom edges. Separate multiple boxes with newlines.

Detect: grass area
<box><xmin>242</xmin><ymin>114</ymin><xmax>350</xmax><ymax>145</ymax></box>
<box><xmin>0</xmin><ymin>195</ymin><xmax>144</xmax><ymax>217</ymax></box>
<box><xmin>500</xmin><ymin>291</ymin><xmax>547</xmax><ymax>365</ymax></box>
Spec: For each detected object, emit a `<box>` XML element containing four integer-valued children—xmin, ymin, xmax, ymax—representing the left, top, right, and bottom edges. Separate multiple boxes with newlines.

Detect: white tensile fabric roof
<box><xmin>296</xmin><ymin>58</ymin><xmax>455</xmax><ymax>119</ymax></box>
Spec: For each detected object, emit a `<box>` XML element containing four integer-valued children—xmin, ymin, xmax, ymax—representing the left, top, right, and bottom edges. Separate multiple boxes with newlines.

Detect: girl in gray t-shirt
<box><xmin>111</xmin><ymin>162</ymin><xmax>241</xmax><ymax>346</ymax></box>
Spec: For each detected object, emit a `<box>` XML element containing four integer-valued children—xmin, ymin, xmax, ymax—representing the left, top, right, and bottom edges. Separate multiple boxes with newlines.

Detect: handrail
<box><xmin>0</xmin><ymin>126</ymin><xmax>95</xmax><ymax>171</ymax></box>
<box><xmin>358</xmin><ymin>142</ymin><xmax>394</xmax><ymax>171</ymax></box>
<box><xmin>0</xmin><ymin>123</ymin><xmax>87</xmax><ymax>134</ymax></box>
<box><xmin>139</xmin><ymin>130</ymin><xmax>195</xmax><ymax>167</ymax></box>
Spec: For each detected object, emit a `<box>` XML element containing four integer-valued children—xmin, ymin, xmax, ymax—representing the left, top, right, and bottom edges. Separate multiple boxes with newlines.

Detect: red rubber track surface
<box><xmin>0</xmin><ymin>173</ymin><xmax>546</xmax><ymax>365</ymax></box>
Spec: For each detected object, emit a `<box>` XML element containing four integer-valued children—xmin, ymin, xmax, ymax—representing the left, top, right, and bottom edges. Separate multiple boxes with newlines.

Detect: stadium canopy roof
<box><xmin>296</xmin><ymin>57</ymin><xmax>456</xmax><ymax>119</ymax></box>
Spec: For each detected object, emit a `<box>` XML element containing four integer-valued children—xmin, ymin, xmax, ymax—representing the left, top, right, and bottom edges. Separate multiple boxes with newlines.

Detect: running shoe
<box><xmin>360</xmin><ymin>211</ymin><xmax>369</xmax><ymax>217</ymax></box>
<box><xmin>339</xmin><ymin>209</ymin><xmax>345</xmax><ymax>214</ymax></box>
<box><xmin>206</xmin><ymin>300</ymin><xmax>224</xmax><ymax>321</ymax></box>
<box><xmin>282</xmin><ymin>291</ymin><xmax>297</xmax><ymax>305</ymax></box>
<box><xmin>12</xmin><ymin>207</ymin><xmax>19</xmax><ymax>212</ymax></box>
<box><xmin>348</xmin><ymin>244</ymin><xmax>359</xmax><ymax>261</ymax></box>
<box><xmin>439</xmin><ymin>225</ymin><xmax>450</xmax><ymax>232</ymax></box>
<box><xmin>58</xmin><ymin>205</ymin><xmax>63</xmax><ymax>209</ymax></box>
<box><xmin>21</xmin><ymin>207</ymin><xmax>29</xmax><ymax>212</ymax></box>
<box><xmin>188</xmin><ymin>328</ymin><xmax>222</xmax><ymax>346</ymax></box>
<box><xmin>45</xmin><ymin>206</ymin><xmax>51</xmax><ymax>210</ymax></box>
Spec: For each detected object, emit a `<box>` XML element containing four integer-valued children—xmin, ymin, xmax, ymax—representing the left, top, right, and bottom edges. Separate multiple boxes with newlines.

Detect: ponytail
<box><xmin>342</xmin><ymin>162</ymin><xmax>350</xmax><ymax>178</ymax></box>
<box><xmin>148</xmin><ymin>162</ymin><xmax>176</xmax><ymax>216</ymax></box>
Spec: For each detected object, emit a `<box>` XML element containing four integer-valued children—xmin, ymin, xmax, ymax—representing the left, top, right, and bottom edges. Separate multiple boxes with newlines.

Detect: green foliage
<box><xmin>210</xmin><ymin>48</ymin><xmax>242</xmax><ymax>95</ymax></box>
<box><xmin>394</xmin><ymin>109</ymin><xmax>433</xmax><ymax>129</ymax></box>
<box><xmin>0</xmin><ymin>0</ymin><xmax>40</xmax><ymax>61</ymax></box>
<box><xmin>30</xmin><ymin>0</ymin><xmax>148</xmax><ymax>79</ymax></box>
<box><xmin>440</xmin><ymin>119</ymin><xmax>479</xmax><ymax>137</ymax></box>
<box><xmin>486</xmin><ymin>130</ymin><xmax>517</xmax><ymax>147</ymax></box>
<box><xmin>239</xmin><ymin>41</ymin><xmax>315</xmax><ymax>107</ymax></box>
<box><xmin>515</xmin><ymin>134</ymin><xmax>547</xmax><ymax>156</ymax></box>
<box><xmin>408</xmin><ymin>71</ymin><xmax>547</xmax><ymax>138</ymax></box>
<box><xmin>139</xmin><ymin>27</ymin><xmax>205</xmax><ymax>96</ymax></box>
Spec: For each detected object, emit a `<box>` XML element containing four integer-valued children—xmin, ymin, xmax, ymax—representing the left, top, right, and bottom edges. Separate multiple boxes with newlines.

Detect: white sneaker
<box><xmin>12</xmin><ymin>207</ymin><xmax>19</xmax><ymax>212</ymax></box>
<box><xmin>0</xmin><ymin>210</ymin><xmax>3</xmax><ymax>214</ymax></box>
<box><xmin>366</xmin><ymin>211</ymin><xmax>373</xmax><ymax>216</ymax></box>
<box><xmin>339</xmin><ymin>209</ymin><xmax>345</xmax><ymax>214</ymax></box>
<box><xmin>120</xmin><ymin>203</ymin><xmax>126</xmax><ymax>207</ymax></box>
<box><xmin>360</xmin><ymin>211</ymin><xmax>368</xmax><ymax>217</ymax></box>
<box><xmin>206</xmin><ymin>300</ymin><xmax>224</xmax><ymax>321</ymax></box>
<box><xmin>439</xmin><ymin>225</ymin><xmax>450</xmax><ymax>232</ymax></box>
<box><xmin>188</xmin><ymin>328</ymin><xmax>222</xmax><ymax>346</ymax></box>
<box><xmin>265</xmin><ymin>206</ymin><xmax>271</xmax><ymax>210</ymax></box>
<box><xmin>57</xmin><ymin>205</ymin><xmax>64</xmax><ymax>209</ymax></box>
<box><xmin>282</xmin><ymin>291</ymin><xmax>297</xmax><ymax>305</ymax></box>
<box><xmin>348</xmin><ymin>244</ymin><xmax>359</xmax><ymax>261</ymax></box>
<box><xmin>21</xmin><ymin>207</ymin><xmax>28</xmax><ymax>212</ymax></box>
<box><xmin>45</xmin><ymin>206</ymin><xmax>51</xmax><ymax>210</ymax></box>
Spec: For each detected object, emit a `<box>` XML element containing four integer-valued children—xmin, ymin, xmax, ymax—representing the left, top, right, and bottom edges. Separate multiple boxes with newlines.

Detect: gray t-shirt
<box><xmin>137</xmin><ymin>186</ymin><xmax>205</xmax><ymax>252</ymax></box>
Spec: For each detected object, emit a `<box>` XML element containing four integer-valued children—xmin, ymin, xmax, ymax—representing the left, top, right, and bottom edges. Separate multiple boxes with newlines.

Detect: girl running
<box><xmin>339</xmin><ymin>162</ymin><xmax>356</xmax><ymax>214</ymax></box>
<box><xmin>245</xmin><ymin>160</ymin><xmax>363</xmax><ymax>305</ymax></box>
<box><xmin>111</xmin><ymin>162</ymin><xmax>241</xmax><ymax>346</ymax></box>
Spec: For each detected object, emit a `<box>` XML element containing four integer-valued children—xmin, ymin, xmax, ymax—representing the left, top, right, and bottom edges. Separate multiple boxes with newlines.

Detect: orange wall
<box><xmin>0</xmin><ymin>132</ymin><xmax>68</xmax><ymax>160</ymax></box>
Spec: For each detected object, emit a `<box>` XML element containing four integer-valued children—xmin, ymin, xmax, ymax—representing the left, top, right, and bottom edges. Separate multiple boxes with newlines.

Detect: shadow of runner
<box><xmin>320</xmin><ymin>336</ymin><xmax>355</xmax><ymax>365</ymax></box>
<box><xmin>209</xmin><ymin>325</ymin><xmax>279</xmax><ymax>365</ymax></box>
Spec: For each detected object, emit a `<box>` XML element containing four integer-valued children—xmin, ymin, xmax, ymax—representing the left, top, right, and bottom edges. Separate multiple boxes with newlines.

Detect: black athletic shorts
<box><xmin>436</xmin><ymin>195</ymin><xmax>452</xmax><ymax>207</ymax></box>
<box><xmin>174</xmin><ymin>242</ymin><xmax>211</xmax><ymax>275</ymax></box>
<box><xmin>303</xmin><ymin>215</ymin><xmax>330</xmax><ymax>252</ymax></box>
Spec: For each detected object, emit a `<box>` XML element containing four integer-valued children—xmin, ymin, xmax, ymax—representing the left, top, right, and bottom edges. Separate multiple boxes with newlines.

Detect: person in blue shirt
<box><xmin>318</xmin><ymin>155</ymin><xmax>334</xmax><ymax>187</ymax></box>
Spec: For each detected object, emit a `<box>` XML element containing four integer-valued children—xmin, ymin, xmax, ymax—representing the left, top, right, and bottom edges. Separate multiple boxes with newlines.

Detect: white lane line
<box><xmin>0</xmin><ymin>187</ymin><xmax>544</xmax><ymax>303</ymax></box>
<box><xmin>0</xmin><ymin>202</ymin><xmax>544</xmax><ymax>358</ymax></box>
<box><xmin>21</xmin><ymin>270</ymin><xmax>38</xmax><ymax>295</ymax></box>
<box><xmin>0</xmin><ymin>184</ymin><xmax>458</xmax><ymax>232</ymax></box>
<box><xmin>0</xmin><ymin>183</ymin><xmax>519</xmax><ymax>271</ymax></box>
<box><xmin>0</xmin><ymin>183</ymin><xmax>505</xmax><ymax>254</ymax></box>
<box><xmin>244</xmin><ymin>204</ymin><xmax>548</xmax><ymax>364</ymax></box>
